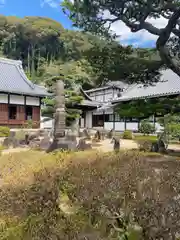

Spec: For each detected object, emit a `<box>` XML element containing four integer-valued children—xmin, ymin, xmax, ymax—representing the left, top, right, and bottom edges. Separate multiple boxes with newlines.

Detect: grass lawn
<box><xmin>134</xmin><ymin>135</ymin><xmax>158</xmax><ymax>142</ymax></box>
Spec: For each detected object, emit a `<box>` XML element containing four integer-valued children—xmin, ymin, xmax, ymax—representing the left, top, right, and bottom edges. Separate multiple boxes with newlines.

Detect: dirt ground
<box><xmin>91</xmin><ymin>139</ymin><xmax>138</xmax><ymax>152</ymax></box>
<box><xmin>2</xmin><ymin>139</ymin><xmax>180</xmax><ymax>155</ymax></box>
<box><xmin>0</xmin><ymin>139</ymin><xmax>138</xmax><ymax>155</ymax></box>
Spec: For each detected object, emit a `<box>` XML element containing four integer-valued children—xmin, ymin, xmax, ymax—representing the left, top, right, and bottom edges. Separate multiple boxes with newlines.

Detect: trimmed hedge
<box><xmin>138</xmin><ymin>120</ymin><xmax>156</xmax><ymax>135</ymax></box>
<box><xmin>122</xmin><ymin>130</ymin><xmax>133</xmax><ymax>139</ymax></box>
<box><xmin>0</xmin><ymin>126</ymin><xmax>10</xmax><ymax>137</ymax></box>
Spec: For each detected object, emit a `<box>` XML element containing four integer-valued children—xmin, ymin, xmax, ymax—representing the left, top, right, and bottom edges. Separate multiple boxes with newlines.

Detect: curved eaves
<box><xmin>80</xmin><ymin>87</ymin><xmax>93</xmax><ymax>101</ymax></box>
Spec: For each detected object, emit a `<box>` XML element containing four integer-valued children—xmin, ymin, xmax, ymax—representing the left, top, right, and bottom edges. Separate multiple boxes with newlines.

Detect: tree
<box><xmin>115</xmin><ymin>96</ymin><xmax>180</xmax><ymax>119</ymax></box>
<box><xmin>84</xmin><ymin>40</ymin><xmax>163</xmax><ymax>85</ymax></box>
<box><xmin>62</xmin><ymin>0</ymin><xmax>180</xmax><ymax>78</ymax></box>
<box><xmin>157</xmin><ymin>114</ymin><xmax>180</xmax><ymax>140</ymax></box>
<box><xmin>1</xmin><ymin>18</ymin><xmax>64</xmax><ymax>81</ymax></box>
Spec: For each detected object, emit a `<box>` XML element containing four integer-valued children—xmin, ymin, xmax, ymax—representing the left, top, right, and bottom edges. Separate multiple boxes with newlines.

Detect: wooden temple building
<box><xmin>0</xmin><ymin>58</ymin><xmax>48</xmax><ymax>128</ymax></box>
<box><xmin>80</xmin><ymin>69</ymin><xmax>180</xmax><ymax>132</ymax></box>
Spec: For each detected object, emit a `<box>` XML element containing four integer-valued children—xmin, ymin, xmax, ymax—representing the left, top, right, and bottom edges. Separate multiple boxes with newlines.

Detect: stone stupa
<box><xmin>46</xmin><ymin>80</ymin><xmax>77</xmax><ymax>152</ymax></box>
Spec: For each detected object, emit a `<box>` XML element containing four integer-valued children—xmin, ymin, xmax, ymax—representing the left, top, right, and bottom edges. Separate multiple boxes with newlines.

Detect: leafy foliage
<box><xmin>138</xmin><ymin>120</ymin><xmax>156</xmax><ymax>135</ymax></box>
<box><xmin>62</xmin><ymin>0</ymin><xmax>180</xmax><ymax>77</ymax></box>
<box><xmin>115</xmin><ymin>96</ymin><xmax>180</xmax><ymax>119</ymax></box>
<box><xmin>84</xmin><ymin>40</ymin><xmax>163</xmax><ymax>85</ymax></box>
<box><xmin>158</xmin><ymin>114</ymin><xmax>180</xmax><ymax>140</ymax></box>
<box><xmin>42</xmin><ymin>76</ymin><xmax>83</xmax><ymax>126</ymax></box>
<box><xmin>0</xmin><ymin>126</ymin><xmax>10</xmax><ymax>137</ymax></box>
<box><xmin>122</xmin><ymin>130</ymin><xmax>133</xmax><ymax>139</ymax></box>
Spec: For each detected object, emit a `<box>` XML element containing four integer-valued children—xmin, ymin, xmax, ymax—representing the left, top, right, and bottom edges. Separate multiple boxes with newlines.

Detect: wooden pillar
<box><xmin>32</xmin><ymin>106</ymin><xmax>40</xmax><ymax>128</ymax></box>
<box><xmin>17</xmin><ymin>105</ymin><xmax>25</xmax><ymax>121</ymax></box>
<box><xmin>24</xmin><ymin>96</ymin><xmax>26</xmax><ymax>121</ymax></box>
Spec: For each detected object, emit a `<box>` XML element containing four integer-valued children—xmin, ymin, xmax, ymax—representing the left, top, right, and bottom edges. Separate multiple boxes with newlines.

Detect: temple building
<box><xmin>80</xmin><ymin>69</ymin><xmax>180</xmax><ymax>132</ymax></box>
<box><xmin>0</xmin><ymin>58</ymin><xmax>48</xmax><ymax>128</ymax></box>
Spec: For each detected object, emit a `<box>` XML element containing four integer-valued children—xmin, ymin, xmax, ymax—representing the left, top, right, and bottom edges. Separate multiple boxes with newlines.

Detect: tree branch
<box><xmin>156</xmin><ymin>7</ymin><xmax>180</xmax><ymax>76</ymax></box>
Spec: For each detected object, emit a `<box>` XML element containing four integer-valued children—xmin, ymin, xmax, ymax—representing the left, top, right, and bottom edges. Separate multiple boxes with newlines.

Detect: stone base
<box><xmin>46</xmin><ymin>138</ymin><xmax>77</xmax><ymax>153</ymax></box>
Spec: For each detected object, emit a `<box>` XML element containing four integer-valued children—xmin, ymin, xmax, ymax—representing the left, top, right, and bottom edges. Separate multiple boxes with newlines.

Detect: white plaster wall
<box><xmin>26</xmin><ymin>96</ymin><xmax>40</xmax><ymax>106</ymax></box>
<box><xmin>93</xmin><ymin>109</ymin><xmax>103</xmax><ymax>115</ymax></box>
<box><xmin>93</xmin><ymin>107</ymin><xmax>113</xmax><ymax>115</ymax></box>
<box><xmin>126</xmin><ymin>123</ymin><xmax>139</xmax><ymax>131</ymax></box>
<box><xmin>105</xmin><ymin>89</ymin><xmax>113</xmax><ymax>94</ymax></box>
<box><xmin>41</xmin><ymin>119</ymin><xmax>53</xmax><ymax>129</ymax></box>
<box><xmin>104</xmin><ymin>122</ymin><xmax>113</xmax><ymax>130</ymax></box>
<box><xmin>96</xmin><ymin>95</ymin><xmax>104</xmax><ymax>102</ymax></box>
<box><xmin>155</xmin><ymin>122</ymin><xmax>163</xmax><ymax>132</ymax></box>
<box><xmin>10</xmin><ymin>95</ymin><xmax>24</xmax><ymax>105</ymax></box>
<box><xmin>0</xmin><ymin>94</ymin><xmax>8</xmax><ymax>103</ymax></box>
<box><xmin>115</xmin><ymin>122</ymin><xmax>125</xmax><ymax>131</ymax></box>
<box><xmin>90</xmin><ymin>95</ymin><xmax>95</xmax><ymax>100</ymax></box>
<box><xmin>85</xmin><ymin>111</ymin><xmax>92</xmax><ymax>128</ymax></box>
<box><xmin>104</xmin><ymin>94</ymin><xmax>112</xmax><ymax>101</ymax></box>
<box><xmin>104</xmin><ymin>108</ymin><xmax>113</xmax><ymax>114</ymax></box>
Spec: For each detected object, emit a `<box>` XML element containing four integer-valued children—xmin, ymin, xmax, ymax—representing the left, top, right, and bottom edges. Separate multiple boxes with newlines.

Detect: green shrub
<box><xmin>168</xmin><ymin>123</ymin><xmax>180</xmax><ymax>139</ymax></box>
<box><xmin>0</xmin><ymin>126</ymin><xmax>10</xmax><ymax>137</ymax></box>
<box><xmin>138</xmin><ymin>120</ymin><xmax>156</xmax><ymax>135</ymax></box>
<box><xmin>0</xmin><ymin>150</ymin><xmax>179</xmax><ymax>239</ymax></box>
<box><xmin>122</xmin><ymin>130</ymin><xmax>133</xmax><ymax>139</ymax></box>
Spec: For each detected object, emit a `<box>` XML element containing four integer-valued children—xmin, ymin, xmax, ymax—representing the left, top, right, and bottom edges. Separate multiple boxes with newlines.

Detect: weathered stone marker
<box><xmin>83</xmin><ymin>128</ymin><xmax>91</xmax><ymax>140</ymax></box>
<box><xmin>47</xmin><ymin>80</ymin><xmax>76</xmax><ymax>153</ymax></box>
<box><xmin>39</xmin><ymin>136</ymin><xmax>51</xmax><ymax>150</ymax></box>
<box><xmin>112</xmin><ymin>137</ymin><xmax>120</xmax><ymax>152</ymax></box>
<box><xmin>107</xmin><ymin>129</ymin><xmax>114</xmax><ymax>139</ymax></box>
<box><xmin>77</xmin><ymin>138</ymin><xmax>92</xmax><ymax>151</ymax></box>
<box><xmin>95</xmin><ymin>130</ymin><xmax>101</xmax><ymax>141</ymax></box>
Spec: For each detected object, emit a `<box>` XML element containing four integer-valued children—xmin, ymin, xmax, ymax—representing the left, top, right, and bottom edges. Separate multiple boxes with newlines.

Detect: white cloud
<box><xmin>103</xmin><ymin>10</ymin><xmax>168</xmax><ymax>47</ymax></box>
<box><xmin>40</xmin><ymin>0</ymin><xmax>59</xmax><ymax>8</ymax></box>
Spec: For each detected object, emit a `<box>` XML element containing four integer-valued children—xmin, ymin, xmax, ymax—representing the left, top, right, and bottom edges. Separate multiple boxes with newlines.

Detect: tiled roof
<box><xmin>84</xmin><ymin>81</ymin><xmax>127</xmax><ymax>93</ymax></box>
<box><xmin>80</xmin><ymin>87</ymin><xmax>94</xmax><ymax>101</ymax></box>
<box><xmin>112</xmin><ymin>69</ymin><xmax>180</xmax><ymax>103</ymax></box>
<box><xmin>106</xmin><ymin>81</ymin><xmax>129</xmax><ymax>89</ymax></box>
<box><xmin>0</xmin><ymin>58</ymin><xmax>49</xmax><ymax>97</ymax></box>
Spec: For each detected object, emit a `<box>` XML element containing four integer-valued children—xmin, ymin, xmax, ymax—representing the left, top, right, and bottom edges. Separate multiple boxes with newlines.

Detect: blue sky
<box><xmin>0</xmin><ymin>0</ymin><xmax>72</xmax><ymax>28</ymax></box>
<box><xmin>0</xmin><ymin>0</ymin><xmax>158</xmax><ymax>48</ymax></box>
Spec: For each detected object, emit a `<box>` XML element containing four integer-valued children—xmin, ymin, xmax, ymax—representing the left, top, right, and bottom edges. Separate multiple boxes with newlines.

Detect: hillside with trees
<box><xmin>0</xmin><ymin>15</ymin><xmax>162</xmax><ymax>87</ymax></box>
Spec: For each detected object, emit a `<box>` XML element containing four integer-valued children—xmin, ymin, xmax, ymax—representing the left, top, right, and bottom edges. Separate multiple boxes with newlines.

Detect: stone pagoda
<box><xmin>47</xmin><ymin>80</ymin><xmax>77</xmax><ymax>152</ymax></box>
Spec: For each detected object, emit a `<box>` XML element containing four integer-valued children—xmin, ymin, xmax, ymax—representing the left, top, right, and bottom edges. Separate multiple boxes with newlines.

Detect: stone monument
<box><xmin>46</xmin><ymin>80</ymin><xmax>77</xmax><ymax>153</ymax></box>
